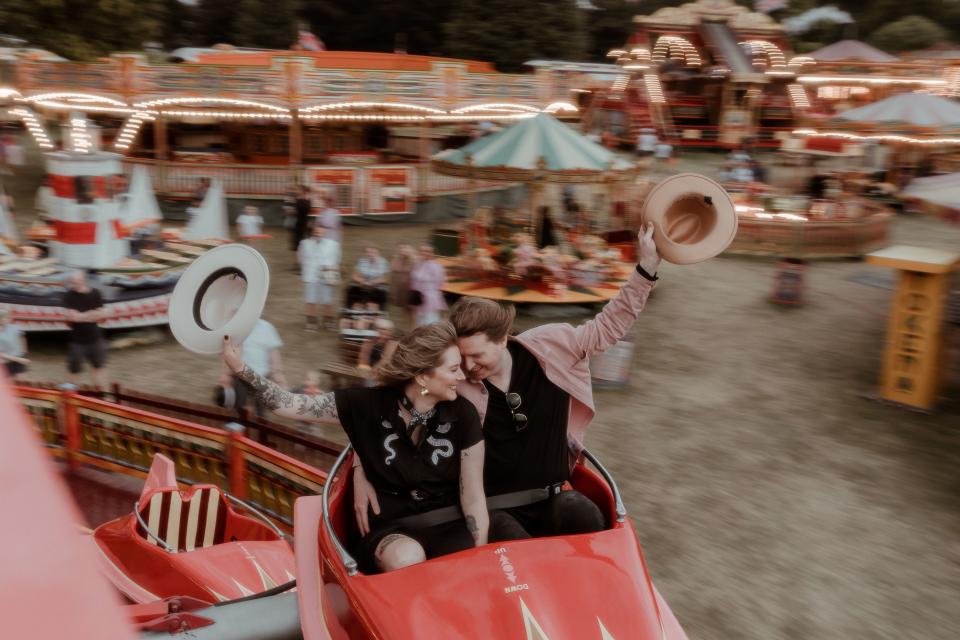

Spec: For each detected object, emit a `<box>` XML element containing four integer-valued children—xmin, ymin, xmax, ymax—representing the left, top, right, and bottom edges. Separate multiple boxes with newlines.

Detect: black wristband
<box><xmin>636</xmin><ymin>264</ymin><xmax>659</xmax><ymax>281</ymax></box>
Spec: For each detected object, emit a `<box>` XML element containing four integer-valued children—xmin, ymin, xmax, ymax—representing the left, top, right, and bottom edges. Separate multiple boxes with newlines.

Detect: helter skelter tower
<box><xmin>45</xmin><ymin>113</ymin><xmax>130</xmax><ymax>269</ymax></box>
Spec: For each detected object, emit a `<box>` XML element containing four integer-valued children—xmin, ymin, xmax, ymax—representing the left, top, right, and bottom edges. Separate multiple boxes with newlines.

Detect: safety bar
<box><xmin>224</xmin><ymin>493</ymin><xmax>287</xmax><ymax>540</ymax></box>
<box><xmin>581</xmin><ymin>448</ymin><xmax>627</xmax><ymax>523</ymax></box>
<box><xmin>323</xmin><ymin>445</ymin><xmax>359</xmax><ymax>576</ymax></box>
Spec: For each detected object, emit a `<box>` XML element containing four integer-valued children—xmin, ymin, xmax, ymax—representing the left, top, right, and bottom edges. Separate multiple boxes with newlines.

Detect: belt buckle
<box><xmin>410</xmin><ymin>489</ymin><xmax>426</xmax><ymax>501</ymax></box>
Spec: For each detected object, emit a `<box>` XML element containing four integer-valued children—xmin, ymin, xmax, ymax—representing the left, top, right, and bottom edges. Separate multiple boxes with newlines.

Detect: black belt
<box><xmin>390</xmin><ymin>482</ymin><xmax>566</xmax><ymax>530</ymax></box>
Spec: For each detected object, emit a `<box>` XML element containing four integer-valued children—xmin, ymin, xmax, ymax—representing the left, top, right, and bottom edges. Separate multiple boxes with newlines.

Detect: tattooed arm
<box><xmin>459</xmin><ymin>441</ymin><xmax>488</xmax><ymax>547</ymax></box>
<box><xmin>224</xmin><ymin>336</ymin><xmax>339</xmax><ymax>423</ymax></box>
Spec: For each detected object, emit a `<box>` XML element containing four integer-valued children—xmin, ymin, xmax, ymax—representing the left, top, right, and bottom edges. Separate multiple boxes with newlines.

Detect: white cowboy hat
<box><xmin>168</xmin><ymin>243</ymin><xmax>269</xmax><ymax>354</ymax></box>
<box><xmin>641</xmin><ymin>173</ymin><xmax>738</xmax><ymax>265</ymax></box>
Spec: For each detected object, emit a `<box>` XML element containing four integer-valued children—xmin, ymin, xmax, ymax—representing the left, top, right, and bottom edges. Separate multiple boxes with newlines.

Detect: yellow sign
<box><xmin>867</xmin><ymin>246</ymin><xmax>960</xmax><ymax>410</ymax></box>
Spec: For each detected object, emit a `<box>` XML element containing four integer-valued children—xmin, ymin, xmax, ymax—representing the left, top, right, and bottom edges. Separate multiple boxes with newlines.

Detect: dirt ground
<box><xmin>5</xmin><ymin>147</ymin><xmax>960</xmax><ymax>640</ymax></box>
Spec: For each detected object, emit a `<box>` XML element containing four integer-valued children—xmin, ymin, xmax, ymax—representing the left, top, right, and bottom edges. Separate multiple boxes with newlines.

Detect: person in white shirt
<box><xmin>0</xmin><ymin>308</ymin><xmax>29</xmax><ymax>380</ymax></box>
<box><xmin>636</xmin><ymin>130</ymin><xmax>658</xmax><ymax>157</ymax></box>
<box><xmin>34</xmin><ymin>177</ymin><xmax>56</xmax><ymax>221</ymax></box>
<box><xmin>298</xmin><ymin>223</ymin><xmax>341</xmax><ymax>331</ymax></box>
<box><xmin>316</xmin><ymin>192</ymin><xmax>343</xmax><ymax>244</ymax></box>
<box><xmin>222</xmin><ymin>318</ymin><xmax>284</xmax><ymax>417</ymax></box>
<box><xmin>235</xmin><ymin>205</ymin><xmax>265</xmax><ymax>242</ymax></box>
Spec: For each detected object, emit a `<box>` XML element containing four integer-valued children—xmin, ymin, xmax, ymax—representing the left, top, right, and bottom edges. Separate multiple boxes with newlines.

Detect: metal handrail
<box><xmin>322</xmin><ymin>445</ymin><xmax>359</xmax><ymax>576</ymax></box>
<box><xmin>580</xmin><ymin>448</ymin><xmax>627</xmax><ymax>523</ymax></box>
<box><xmin>223</xmin><ymin>493</ymin><xmax>286</xmax><ymax>540</ymax></box>
<box><xmin>133</xmin><ymin>488</ymin><xmax>287</xmax><ymax>554</ymax></box>
<box><xmin>133</xmin><ymin>500</ymin><xmax>177</xmax><ymax>553</ymax></box>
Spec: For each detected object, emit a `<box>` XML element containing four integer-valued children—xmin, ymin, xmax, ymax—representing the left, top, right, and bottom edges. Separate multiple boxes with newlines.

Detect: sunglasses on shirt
<box><xmin>506</xmin><ymin>392</ymin><xmax>528</xmax><ymax>432</ymax></box>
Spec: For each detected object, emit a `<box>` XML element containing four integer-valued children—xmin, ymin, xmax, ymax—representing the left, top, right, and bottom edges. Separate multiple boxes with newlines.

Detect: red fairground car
<box><xmin>295</xmin><ymin>446</ymin><xmax>687</xmax><ymax>640</ymax></box>
<box><xmin>91</xmin><ymin>454</ymin><xmax>296</xmax><ymax>604</ymax></box>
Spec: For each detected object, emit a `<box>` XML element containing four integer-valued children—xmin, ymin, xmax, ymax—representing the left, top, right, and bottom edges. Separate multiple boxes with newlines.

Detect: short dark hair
<box><xmin>448</xmin><ymin>296</ymin><xmax>516</xmax><ymax>342</ymax></box>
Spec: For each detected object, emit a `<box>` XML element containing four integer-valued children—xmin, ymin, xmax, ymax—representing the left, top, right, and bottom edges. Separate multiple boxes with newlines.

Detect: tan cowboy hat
<box><xmin>641</xmin><ymin>173</ymin><xmax>738</xmax><ymax>265</ymax></box>
<box><xmin>168</xmin><ymin>243</ymin><xmax>269</xmax><ymax>354</ymax></box>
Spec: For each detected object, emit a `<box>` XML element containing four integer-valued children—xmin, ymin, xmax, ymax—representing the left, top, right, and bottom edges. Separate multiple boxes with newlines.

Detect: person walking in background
<box><xmin>317</xmin><ymin>191</ymin><xmax>343</xmax><ymax>244</ymax></box>
<box><xmin>298</xmin><ymin>223</ymin><xmax>341</xmax><ymax>332</ymax></box>
<box><xmin>408</xmin><ymin>244</ymin><xmax>447</xmax><ymax>327</ymax></box>
<box><xmin>235</xmin><ymin>205</ymin><xmax>264</xmax><ymax>243</ymax></box>
<box><xmin>191</xmin><ymin>177</ymin><xmax>210</xmax><ymax>207</ymax></box>
<box><xmin>34</xmin><ymin>176</ymin><xmax>55</xmax><ymax>221</ymax></box>
<box><xmin>292</xmin><ymin>185</ymin><xmax>313</xmax><ymax>255</ymax></box>
<box><xmin>0</xmin><ymin>308</ymin><xmax>29</xmax><ymax>381</ymax></box>
<box><xmin>536</xmin><ymin>205</ymin><xmax>558</xmax><ymax>249</ymax></box>
<box><xmin>63</xmin><ymin>270</ymin><xmax>108</xmax><ymax>388</ymax></box>
<box><xmin>391</xmin><ymin>244</ymin><xmax>416</xmax><ymax>310</ymax></box>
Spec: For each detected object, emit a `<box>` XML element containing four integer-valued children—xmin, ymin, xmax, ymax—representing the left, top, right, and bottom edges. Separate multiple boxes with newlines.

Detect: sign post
<box><xmin>866</xmin><ymin>246</ymin><xmax>960</xmax><ymax>411</ymax></box>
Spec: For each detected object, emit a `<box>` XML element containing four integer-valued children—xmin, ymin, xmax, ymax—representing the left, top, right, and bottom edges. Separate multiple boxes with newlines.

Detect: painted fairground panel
<box><xmin>362</xmin><ymin>165</ymin><xmax>415</xmax><ymax>215</ymax></box>
<box><xmin>17</xmin><ymin>59</ymin><xmax>120</xmax><ymax>94</ymax></box>
<box><xmin>69</xmin><ymin>395</ymin><xmax>230</xmax><ymax>488</ymax></box>
<box><xmin>301</xmin><ymin>69</ymin><xmax>439</xmax><ymax>103</ymax></box>
<box><xmin>233</xmin><ymin>438</ymin><xmax>326</xmax><ymax>528</ymax></box>
<box><xmin>463</xmin><ymin>73</ymin><xmax>540</xmax><ymax>101</ymax></box>
<box><xmin>137</xmin><ymin>63</ymin><xmax>285</xmax><ymax>100</ymax></box>
<box><xmin>306</xmin><ymin>166</ymin><xmax>358</xmax><ymax>215</ymax></box>
<box><xmin>17</xmin><ymin>387</ymin><xmax>65</xmax><ymax>451</ymax></box>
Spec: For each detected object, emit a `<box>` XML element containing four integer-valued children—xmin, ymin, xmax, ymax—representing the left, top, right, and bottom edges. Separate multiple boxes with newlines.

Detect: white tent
<box><xmin>184</xmin><ymin>179</ymin><xmax>229</xmax><ymax>240</ymax></box>
<box><xmin>835</xmin><ymin>93</ymin><xmax>960</xmax><ymax>129</ymax></box>
<box><xmin>0</xmin><ymin>183</ymin><xmax>18</xmax><ymax>243</ymax></box>
<box><xmin>122</xmin><ymin>165</ymin><xmax>163</xmax><ymax>228</ymax></box>
<box><xmin>902</xmin><ymin>173</ymin><xmax>960</xmax><ymax>210</ymax></box>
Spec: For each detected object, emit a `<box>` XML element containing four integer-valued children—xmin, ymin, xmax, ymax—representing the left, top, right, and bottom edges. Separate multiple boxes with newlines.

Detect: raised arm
<box><xmin>568</xmin><ymin>223</ymin><xmax>660</xmax><ymax>358</ymax></box>
<box><xmin>459</xmin><ymin>441</ymin><xmax>488</xmax><ymax>547</ymax></box>
<box><xmin>223</xmin><ymin>336</ymin><xmax>339</xmax><ymax>423</ymax></box>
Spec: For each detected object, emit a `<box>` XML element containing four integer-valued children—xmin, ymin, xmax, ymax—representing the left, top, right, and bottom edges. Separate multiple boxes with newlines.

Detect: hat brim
<box><xmin>168</xmin><ymin>243</ymin><xmax>270</xmax><ymax>354</ymax></box>
<box><xmin>642</xmin><ymin>173</ymin><xmax>738</xmax><ymax>265</ymax></box>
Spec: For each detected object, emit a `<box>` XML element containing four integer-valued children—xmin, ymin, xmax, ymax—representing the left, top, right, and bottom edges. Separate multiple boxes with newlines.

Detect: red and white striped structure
<box><xmin>45</xmin><ymin>151</ymin><xmax>130</xmax><ymax>269</ymax></box>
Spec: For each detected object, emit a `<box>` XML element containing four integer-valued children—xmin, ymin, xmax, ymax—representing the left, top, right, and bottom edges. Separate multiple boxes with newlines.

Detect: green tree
<box><xmin>196</xmin><ymin>0</ymin><xmax>238</xmax><ymax>46</ymax></box>
<box><xmin>0</xmin><ymin>0</ymin><xmax>166</xmax><ymax>60</ymax></box>
<box><xmin>299</xmin><ymin>0</ymin><xmax>453</xmax><ymax>55</ymax></box>
<box><xmin>868</xmin><ymin>15</ymin><xmax>948</xmax><ymax>53</ymax></box>
<box><xmin>444</xmin><ymin>0</ymin><xmax>587</xmax><ymax>71</ymax></box>
<box><xmin>586</xmin><ymin>0</ymin><xmax>635</xmax><ymax>60</ymax></box>
<box><xmin>255</xmin><ymin>0</ymin><xmax>298</xmax><ymax>49</ymax></box>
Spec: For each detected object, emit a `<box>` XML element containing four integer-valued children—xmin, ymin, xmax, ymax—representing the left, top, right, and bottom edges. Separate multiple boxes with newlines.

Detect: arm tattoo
<box><xmin>236</xmin><ymin>365</ymin><xmax>339</xmax><ymax>420</ymax></box>
<box><xmin>465</xmin><ymin>515</ymin><xmax>479</xmax><ymax>542</ymax></box>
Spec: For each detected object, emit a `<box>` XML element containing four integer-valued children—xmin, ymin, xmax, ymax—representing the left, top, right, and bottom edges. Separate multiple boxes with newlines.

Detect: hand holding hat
<box><xmin>223</xmin><ymin>335</ymin><xmax>243</xmax><ymax>374</ymax></box>
<box><xmin>640</xmin><ymin>173</ymin><xmax>738</xmax><ymax>265</ymax></box>
<box><xmin>636</xmin><ymin>222</ymin><xmax>661</xmax><ymax>276</ymax></box>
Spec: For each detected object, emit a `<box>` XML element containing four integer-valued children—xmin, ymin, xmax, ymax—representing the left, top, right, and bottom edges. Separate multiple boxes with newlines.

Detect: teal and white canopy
<box><xmin>834</xmin><ymin>92</ymin><xmax>960</xmax><ymax>130</ymax></box>
<box><xmin>433</xmin><ymin>113</ymin><xmax>636</xmax><ymax>183</ymax></box>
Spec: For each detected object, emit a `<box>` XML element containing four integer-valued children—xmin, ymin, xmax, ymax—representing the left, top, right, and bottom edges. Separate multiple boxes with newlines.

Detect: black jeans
<box><xmin>488</xmin><ymin>489</ymin><xmax>605</xmax><ymax>541</ymax></box>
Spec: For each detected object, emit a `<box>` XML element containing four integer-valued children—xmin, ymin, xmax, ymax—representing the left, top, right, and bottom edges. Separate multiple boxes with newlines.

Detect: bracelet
<box><xmin>636</xmin><ymin>264</ymin><xmax>659</xmax><ymax>281</ymax></box>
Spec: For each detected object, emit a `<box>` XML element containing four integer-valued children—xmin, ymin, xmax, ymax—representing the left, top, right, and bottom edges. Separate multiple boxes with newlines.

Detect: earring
<box><xmin>420</xmin><ymin>386</ymin><xmax>429</xmax><ymax>397</ymax></box>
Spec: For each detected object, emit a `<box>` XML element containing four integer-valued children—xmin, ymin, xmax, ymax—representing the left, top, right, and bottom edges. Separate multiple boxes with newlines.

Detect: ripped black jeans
<box><xmin>489</xmin><ymin>489</ymin><xmax>605</xmax><ymax>541</ymax></box>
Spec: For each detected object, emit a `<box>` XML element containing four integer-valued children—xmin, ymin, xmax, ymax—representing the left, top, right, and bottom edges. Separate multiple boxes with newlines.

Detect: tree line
<box><xmin>0</xmin><ymin>1</ymin><xmax>956</xmax><ymax>68</ymax></box>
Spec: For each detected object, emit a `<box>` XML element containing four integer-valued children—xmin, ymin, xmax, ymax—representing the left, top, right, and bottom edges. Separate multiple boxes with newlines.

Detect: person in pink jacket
<box><xmin>408</xmin><ymin>244</ymin><xmax>448</xmax><ymax>327</ymax></box>
<box><xmin>353</xmin><ymin>224</ymin><xmax>660</xmax><ymax>541</ymax></box>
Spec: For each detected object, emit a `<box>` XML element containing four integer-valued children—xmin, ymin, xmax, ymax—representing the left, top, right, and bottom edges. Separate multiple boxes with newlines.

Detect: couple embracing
<box><xmin>224</xmin><ymin>225</ymin><xmax>660</xmax><ymax>574</ymax></box>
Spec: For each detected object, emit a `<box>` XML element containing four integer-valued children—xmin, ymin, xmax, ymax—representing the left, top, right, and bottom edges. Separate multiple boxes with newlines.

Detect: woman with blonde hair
<box><xmin>223</xmin><ymin>322</ymin><xmax>487</xmax><ymax>573</ymax></box>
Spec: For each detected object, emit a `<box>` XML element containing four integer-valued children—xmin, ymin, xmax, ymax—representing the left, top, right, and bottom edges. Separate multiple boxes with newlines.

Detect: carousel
<box><xmin>431</xmin><ymin>113</ymin><xmax>641</xmax><ymax>304</ymax></box>
<box><xmin>0</xmin><ymin>121</ymin><xmax>229</xmax><ymax>330</ymax></box>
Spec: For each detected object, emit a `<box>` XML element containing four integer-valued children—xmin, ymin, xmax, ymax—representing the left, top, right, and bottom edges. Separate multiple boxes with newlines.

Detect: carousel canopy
<box><xmin>902</xmin><ymin>173</ymin><xmax>960</xmax><ymax>210</ymax></box>
<box><xmin>433</xmin><ymin>113</ymin><xmax>635</xmax><ymax>182</ymax></box>
<box><xmin>808</xmin><ymin>40</ymin><xmax>898</xmax><ymax>63</ymax></box>
<box><xmin>835</xmin><ymin>92</ymin><xmax>960</xmax><ymax>129</ymax></box>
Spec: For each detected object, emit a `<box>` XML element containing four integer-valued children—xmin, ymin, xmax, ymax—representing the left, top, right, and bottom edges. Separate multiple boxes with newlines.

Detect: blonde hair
<box><xmin>448</xmin><ymin>296</ymin><xmax>516</xmax><ymax>342</ymax></box>
<box><xmin>376</xmin><ymin>322</ymin><xmax>457</xmax><ymax>386</ymax></box>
